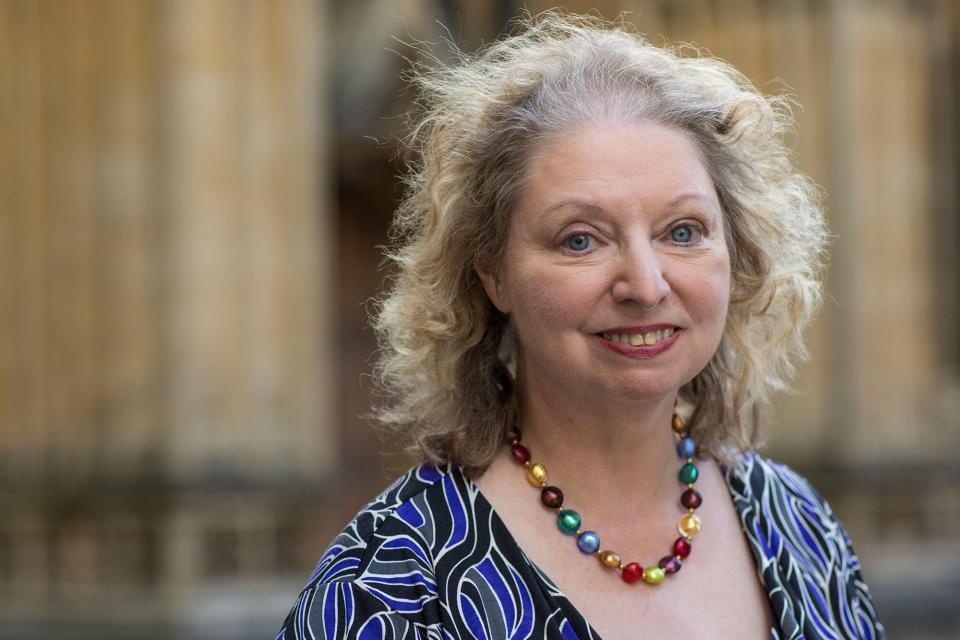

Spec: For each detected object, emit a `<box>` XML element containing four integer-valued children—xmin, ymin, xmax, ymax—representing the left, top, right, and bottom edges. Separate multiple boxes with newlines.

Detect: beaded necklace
<box><xmin>506</xmin><ymin>410</ymin><xmax>702</xmax><ymax>585</ymax></box>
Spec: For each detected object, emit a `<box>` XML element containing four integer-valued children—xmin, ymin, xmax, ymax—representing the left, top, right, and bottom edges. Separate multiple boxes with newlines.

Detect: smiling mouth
<box><xmin>599</xmin><ymin>327</ymin><xmax>680</xmax><ymax>347</ymax></box>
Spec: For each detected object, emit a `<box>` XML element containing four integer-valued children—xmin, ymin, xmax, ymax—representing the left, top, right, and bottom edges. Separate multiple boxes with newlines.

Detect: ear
<box><xmin>474</xmin><ymin>259</ymin><xmax>511</xmax><ymax>314</ymax></box>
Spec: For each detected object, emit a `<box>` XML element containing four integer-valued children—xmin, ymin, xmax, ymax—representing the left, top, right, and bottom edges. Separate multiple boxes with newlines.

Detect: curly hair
<box><xmin>372</xmin><ymin>11</ymin><xmax>828</xmax><ymax>476</ymax></box>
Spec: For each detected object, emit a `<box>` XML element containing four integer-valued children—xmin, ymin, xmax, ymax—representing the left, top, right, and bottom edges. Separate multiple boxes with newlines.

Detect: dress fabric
<box><xmin>277</xmin><ymin>452</ymin><xmax>885</xmax><ymax>639</ymax></box>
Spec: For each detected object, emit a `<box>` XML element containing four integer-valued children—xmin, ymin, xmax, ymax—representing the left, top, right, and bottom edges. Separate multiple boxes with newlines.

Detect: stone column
<box><xmin>158</xmin><ymin>0</ymin><xmax>333</xmax><ymax>482</ymax></box>
<box><xmin>823</xmin><ymin>0</ymin><xmax>938</xmax><ymax>463</ymax></box>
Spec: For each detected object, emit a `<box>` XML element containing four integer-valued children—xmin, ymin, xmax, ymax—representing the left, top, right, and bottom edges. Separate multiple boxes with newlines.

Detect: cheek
<box><xmin>703</xmin><ymin>266</ymin><xmax>731</xmax><ymax>329</ymax></box>
<box><xmin>675</xmin><ymin>254</ymin><xmax>731</xmax><ymax>321</ymax></box>
<box><xmin>505</xmin><ymin>262</ymin><xmax>602</xmax><ymax>331</ymax></box>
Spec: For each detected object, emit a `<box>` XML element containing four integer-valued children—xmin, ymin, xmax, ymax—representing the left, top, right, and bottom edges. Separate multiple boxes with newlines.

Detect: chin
<box><xmin>597</xmin><ymin>375</ymin><xmax>685</xmax><ymax>404</ymax></box>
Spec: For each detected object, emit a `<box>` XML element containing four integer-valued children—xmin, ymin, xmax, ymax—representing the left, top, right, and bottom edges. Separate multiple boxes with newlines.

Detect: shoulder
<box><xmin>730</xmin><ymin>451</ymin><xmax>835</xmax><ymax>516</ymax></box>
<box><xmin>278</xmin><ymin>462</ymin><xmax>469</xmax><ymax>639</ymax></box>
<box><xmin>727</xmin><ymin>451</ymin><xmax>855</xmax><ymax>570</ymax></box>
<box><xmin>304</xmin><ymin>462</ymin><xmax>453</xmax><ymax>586</ymax></box>
<box><xmin>726</xmin><ymin>451</ymin><xmax>886</xmax><ymax>639</ymax></box>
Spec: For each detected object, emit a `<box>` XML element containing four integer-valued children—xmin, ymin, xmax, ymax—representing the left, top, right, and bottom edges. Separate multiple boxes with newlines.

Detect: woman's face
<box><xmin>479</xmin><ymin>122</ymin><xmax>731</xmax><ymax>405</ymax></box>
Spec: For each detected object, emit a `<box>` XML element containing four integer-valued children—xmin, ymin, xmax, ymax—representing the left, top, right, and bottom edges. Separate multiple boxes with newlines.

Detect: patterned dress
<box><xmin>278</xmin><ymin>452</ymin><xmax>885</xmax><ymax>639</ymax></box>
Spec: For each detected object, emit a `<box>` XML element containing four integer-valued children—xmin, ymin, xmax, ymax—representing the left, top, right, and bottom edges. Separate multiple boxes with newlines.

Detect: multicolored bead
<box><xmin>557</xmin><ymin>509</ymin><xmax>581</xmax><ymax>534</ymax></box>
<box><xmin>679</xmin><ymin>513</ymin><xmax>702</xmax><ymax>538</ymax></box>
<box><xmin>676</xmin><ymin>436</ymin><xmax>696</xmax><ymax>459</ymax></box>
<box><xmin>659</xmin><ymin>555</ymin><xmax>682</xmax><ymax>574</ymax></box>
<box><xmin>511</xmin><ymin>444</ymin><xmax>531</xmax><ymax>464</ymax></box>
<box><xmin>680</xmin><ymin>488</ymin><xmax>702</xmax><ymax>509</ymax></box>
<box><xmin>527</xmin><ymin>463</ymin><xmax>547</xmax><ymax>487</ymax></box>
<box><xmin>678</xmin><ymin>462</ymin><xmax>699</xmax><ymax>485</ymax></box>
<box><xmin>642</xmin><ymin>567</ymin><xmax>666</xmax><ymax>584</ymax></box>
<box><xmin>577</xmin><ymin>531</ymin><xmax>600</xmax><ymax>553</ymax></box>
<box><xmin>621</xmin><ymin>562</ymin><xmax>643</xmax><ymax>584</ymax></box>
<box><xmin>599</xmin><ymin>550</ymin><xmax>621</xmax><ymax>568</ymax></box>
<box><xmin>672</xmin><ymin>536</ymin><xmax>692</xmax><ymax>559</ymax></box>
<box><xmin>672</xmin><ymin>414</ymin><xmax>686</xmax><ymax>434</ymax></box>
<box><xmin>541</xmin><ymin>486</ymin><xmax>564</xmax><ymax>509</ymax></box>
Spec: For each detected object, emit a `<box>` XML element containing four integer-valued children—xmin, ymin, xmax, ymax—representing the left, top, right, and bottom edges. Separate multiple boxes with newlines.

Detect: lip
<box><xmin>595</xmin><ymin>328</ymin><xmax>682</xmax><ymax>359</ymax></box>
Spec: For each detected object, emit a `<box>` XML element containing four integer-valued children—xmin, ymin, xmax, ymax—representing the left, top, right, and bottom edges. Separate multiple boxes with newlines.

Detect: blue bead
<box><xmin>577</xmin><ymin>530</ymin><xmax>600</xmax><ymax>553</ymax></box>
<box><xmin>677</xmin><ymin>436</ymin><xmax>696</xmax><ymax>459</ymax></box>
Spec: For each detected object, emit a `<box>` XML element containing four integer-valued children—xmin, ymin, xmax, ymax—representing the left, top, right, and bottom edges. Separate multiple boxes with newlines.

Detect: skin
<box><xmin>473</xmin><ymin>122</ymin><xmax>770</xmax><ymax>638</ymax></box>
<box><xmin>477</xmin><ymin>120</ymin><xmax>731</xmax><ymax>510</ymax></box>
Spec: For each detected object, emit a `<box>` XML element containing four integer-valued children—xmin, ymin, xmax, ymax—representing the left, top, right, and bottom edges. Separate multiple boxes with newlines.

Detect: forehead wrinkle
<box><xmin>521</xmin><ymin>137</ymin><xmax>718</xmax><ymax>221</ymax></box>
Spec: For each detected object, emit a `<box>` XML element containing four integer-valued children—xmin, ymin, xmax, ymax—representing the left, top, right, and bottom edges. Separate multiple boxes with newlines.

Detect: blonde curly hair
<box><xmin>372</xmin><ymin>11</ymin><xmax>827</xmax><ymax>476</ymax></box>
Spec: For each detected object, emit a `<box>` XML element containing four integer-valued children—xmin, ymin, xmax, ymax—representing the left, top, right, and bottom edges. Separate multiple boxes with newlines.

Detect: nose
<box><xmin>609</xmin><ymin>242</ymin><xmax>670</xmax><ymax>309</ymax></box>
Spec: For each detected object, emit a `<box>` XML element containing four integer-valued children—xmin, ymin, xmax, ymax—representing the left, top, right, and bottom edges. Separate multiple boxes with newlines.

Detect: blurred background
<box><xmin>1</xmin><ymin>0</ymin><xmax>958</xmax><ymax>638</ymax></box>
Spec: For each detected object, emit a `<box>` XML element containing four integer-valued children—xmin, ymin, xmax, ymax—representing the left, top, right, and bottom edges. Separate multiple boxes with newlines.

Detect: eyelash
<box><xmin>561</xmin><ymin>231</ymin><xmax>597</xmax><ymax>254</ymax></box>
<box><xmin>667</xmin><ymin>221</ymin><xmax>705</xmax><ymax>245</ymax></box>
<box><xmin>560</xmin><ymin>220</ymin><xmax>705</xmax><ymax>254</ymax></box>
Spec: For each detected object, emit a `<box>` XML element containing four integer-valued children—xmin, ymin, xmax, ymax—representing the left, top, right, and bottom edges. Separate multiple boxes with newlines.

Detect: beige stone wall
<box><xmin>0</xmin><ymin>0</ymin><xmax>333</xmax><ymax>635</ymax></box>
<box><xmin>0</xmin><ymin>0</ymin><xmax>332</xmax><ymax>482</ymax></box>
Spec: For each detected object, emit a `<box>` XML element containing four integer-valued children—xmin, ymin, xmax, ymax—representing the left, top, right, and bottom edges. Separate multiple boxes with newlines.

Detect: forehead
<box><xmin>518</xmin><ymin>122</ymin><xmax>718</xmax><ymax>218</ymax></box>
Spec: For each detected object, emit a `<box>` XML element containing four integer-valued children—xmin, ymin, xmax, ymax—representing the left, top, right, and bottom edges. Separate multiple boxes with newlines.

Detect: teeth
<box><xmin>601</xmin><ymin>328</ymin><xmax>678</xmax><ymax>346</ymax></box>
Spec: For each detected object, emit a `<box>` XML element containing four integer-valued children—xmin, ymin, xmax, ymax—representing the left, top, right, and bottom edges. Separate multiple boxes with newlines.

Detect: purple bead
<box><xmin>659</xmin><ymin>555</ymin><xmax>682</xmax><ymax>574</ymax></box>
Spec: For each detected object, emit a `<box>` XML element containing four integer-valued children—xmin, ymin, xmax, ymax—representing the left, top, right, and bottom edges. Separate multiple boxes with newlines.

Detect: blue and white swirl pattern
<box><xmin>279</xmin><ymin>454</ymin><xmax>884</xmax><ymax>639</ymax></box>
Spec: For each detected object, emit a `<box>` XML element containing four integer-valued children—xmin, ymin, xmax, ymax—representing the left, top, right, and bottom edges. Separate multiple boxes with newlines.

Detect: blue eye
<box><xmin>670</xmin><ymin>224</ymin><xmax>696</xmax><ymax>244</ymax></box>
<box><xmin>565</xmin><ymin>233</ymin><xmax>592</xmax><ymax>252</ymax></box>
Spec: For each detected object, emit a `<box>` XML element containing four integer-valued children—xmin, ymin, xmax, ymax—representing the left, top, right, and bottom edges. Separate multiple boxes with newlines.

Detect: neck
<box><xmin>514</xmin><ymin>373</ymin><xmax>681</xmax><ymax>522</ymax></box>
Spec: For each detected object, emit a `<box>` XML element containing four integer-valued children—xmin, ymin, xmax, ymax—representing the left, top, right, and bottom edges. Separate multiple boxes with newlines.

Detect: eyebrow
<box><xmin>538</xmin><ymin>192</ymin><xmax>717</xmax><ymax>218</ymax></box>
<box><xmin>538</xmin><ymin>198</ymin><xmax>603</xmax><ymax>218</ymax></box>
<box><xmin>665</xmin><ymin>192</ymin><xmax>716</xmax><ymax>208</ymax></box>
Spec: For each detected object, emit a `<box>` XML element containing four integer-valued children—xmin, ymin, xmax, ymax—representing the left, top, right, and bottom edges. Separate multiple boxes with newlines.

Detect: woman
<box><xmin>279</xmin><ymin>12</ymin><xmax>884</xmax><ymax>640</ymax></box>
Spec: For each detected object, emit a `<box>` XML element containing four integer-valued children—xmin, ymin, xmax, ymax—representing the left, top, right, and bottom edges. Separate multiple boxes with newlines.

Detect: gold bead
<box><xmin>526</xmin><ymin>463</ymin><xmax>547</xmax><ymax>487</ymax></box>
<box><xmin>599</xmin><ymin>550</ymin><xmax>621</xmax><ymax>568</ymax></box>
<box><xmin>672</xmin><ymin>414</ymin><xmax>686</xmax><ymax>434</ymax></box>
<box><xmin>679</xmin><ymin>513</ymin><xmax>702</xmax><ymax>538</ymax></box>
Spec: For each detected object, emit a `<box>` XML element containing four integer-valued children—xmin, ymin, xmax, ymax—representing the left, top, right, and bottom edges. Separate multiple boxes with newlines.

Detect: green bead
<box><xmin>643</xmin><ymin>567</ymin><xmax>666</xmax><ymax>584</ymax></box>
<box><xmin>679</xmin><ymin>462</ymin><xmax>699</xmax><ymax>485</ymax></box>
<box><xmin>557</xmin><ymin>510</ymin><xmax>581</xmax><ymax>535</ymax></box>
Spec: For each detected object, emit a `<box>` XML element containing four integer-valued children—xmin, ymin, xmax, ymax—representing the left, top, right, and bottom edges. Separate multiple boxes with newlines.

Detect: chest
<box><xmin>477</xmin><ymin>465</ymin><xmax>772</xmax><ymax>639</ymax></box>
<box><xmin>546</xmin><ymin>549</ymin><xmax>772</xmax><ymax>640</ymax></box>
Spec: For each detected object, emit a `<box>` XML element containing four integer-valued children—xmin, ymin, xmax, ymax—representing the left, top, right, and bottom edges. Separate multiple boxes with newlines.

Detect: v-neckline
<box><xmin>456</xmin><ymin>454</ymin><xmax>779</xmax><ymax>640</ymax></box>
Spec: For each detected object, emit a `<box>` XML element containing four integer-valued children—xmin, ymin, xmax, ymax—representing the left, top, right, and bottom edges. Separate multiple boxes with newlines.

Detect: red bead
<box><xmin>511</xmin><ymin>444</ymin><xmax>530</xmax><ymax>464</ymax></box>
<box><xmin>659</xmin><ymin>555</ymin><xmax>682</xmax><ymax>574</ymax></box>
<box><xmin>681</xmin><ymin>488</ymin><xmax>702</xmax><ymax>509</ymax></box>
<box><xmin>506</xmin><ymin>427</ymin><xmax>521</xmax><ymax>442</ymax></box>
<box><xmin>621</xmin><ymin>562</ymin><xmax>643</xmax><ymax>584</ymax></box>
<box><xmin>540</xmin><ymin>486</ymin><xmax>564</xmax><ymax>509</ymax></box>
<box><xmin>673</xmin><ymin>537</ymin><xmax>692</xmax><ymax>559</ymax></box>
